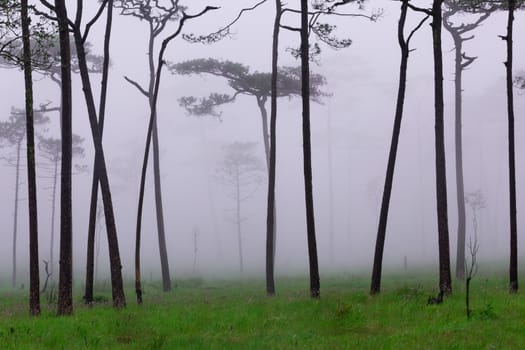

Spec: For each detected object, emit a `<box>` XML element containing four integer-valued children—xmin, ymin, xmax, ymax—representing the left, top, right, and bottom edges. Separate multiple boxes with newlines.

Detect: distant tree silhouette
<box><xmin>170</xmin><ymin>58</ymin><xmax>327</xmax><ymax>294</ymax></box>
<box><xmin>0</xmin><ymin>108</ymin><xmax>49</xmax><ymax>289</ymax></box>
<box><xmin>216</xmin><ymin>142</ymin><xmax>265</xmax><ymax>273</ymax></box>
<box><xmin>38</xmin><ymin>134</ymin><xmax>85</xmax><ymax>278</ymax></box>
<box><xmin>442</xmin><ymin>0</ymin><xmax>497</xmax><ymax>280</ymax></box>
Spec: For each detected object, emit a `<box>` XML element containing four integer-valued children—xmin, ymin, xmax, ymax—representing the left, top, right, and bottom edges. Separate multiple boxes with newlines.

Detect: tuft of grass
<box><xmin>0</xmin><ymin>273</ymin><xmax>523</xmax><ymax>349</ymax></box>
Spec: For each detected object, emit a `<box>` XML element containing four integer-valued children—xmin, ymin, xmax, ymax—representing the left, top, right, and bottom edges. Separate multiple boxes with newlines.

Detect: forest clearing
<box><xmin>1</xmin><ymin>271</ymin><xmax>523</xmax><ymax>349</ymax></box>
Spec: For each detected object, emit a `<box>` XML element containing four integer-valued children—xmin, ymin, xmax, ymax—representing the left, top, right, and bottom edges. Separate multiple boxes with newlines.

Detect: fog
<box><xmin>1</xmin><ymin>0</ymin><xmax>524</xmax><ymax>286</ymax></box>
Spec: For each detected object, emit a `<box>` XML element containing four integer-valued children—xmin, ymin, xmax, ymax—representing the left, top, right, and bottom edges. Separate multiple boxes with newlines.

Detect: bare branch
<box><xmin>124</xmin><ymin>76</ymin><xmax>149</xmax><ymax>97</ymax></box>
<box><xmin>407</xmin><ymin>14</ymin><xmax>430</xmax><ymax>45</ymax></box>
<box><xmin>184</xmin><ymin>0</ymin><xmax>268</xmax><ymax>44</ymax></box>
<box><xmin>83</xmin><ymin>0</ymin><xmax>109</xmax><ymax>43</ymax></box>
<box><xmin>407</xmin><ymin>3</ymin><xmax>432</xmax><ymax>16</ymax></box>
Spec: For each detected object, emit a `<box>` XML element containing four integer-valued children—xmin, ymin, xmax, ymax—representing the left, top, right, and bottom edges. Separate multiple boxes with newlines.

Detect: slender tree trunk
<box><xmin>21</xmin><ymin>0</ymin><xmax>40</xmax><ymax>316</ymax></box>
<box><xmin>85</xmin><ymin>0</ymin><xmax>114</xmax><ymax>304</ymax></box>
<box><xmin>432</xmin><ymin>0</ymin><xmax>452</xmax><ymax>295</ymax></box>
<box><xmin>55</xmin><ymin>0</ymin><xmax>73</xmax><ymax>316</ymax></box>
<box><xmin>145</xmin><ymin>29</ymin><xmax>172</xmax><ymax>292</ymax></box>
<box><xmin>370</xmin><ymin>0</ymin><xmax>411</xmax><ymax>295</ymax></box>
<box><xmin>301</xmin><ymin>0</ymin><xmax>320</xmax><ymax>298</ymax></box>
<box><xmin>505</xmin><ymin>0</ymin><xmax>518</xmax><ymax>293</ymax></box>
<box><xmin>49</xmin><ymin>157</ymin><xmax>58</xmax><ymax>276</ymax></box>
<box><xmin>12</xmin><ymin>140</ymin><xmax>21</xmax><ymax>288</ymax></box>
<box><xmin>73</xmin><ymin>1</ymin><xmax>125</xmax><ymax>308</ymax></box>
<box><xmin>256</xmin><ymin>94</ymin><xmax>279</xmax><ymax>288</ymax></box>
<box><xmin>236</xmin><ymin>168</ymin><xmax>243</xmax><ymax>273</ymax></box>
<box><xmin>452</xmin><ymin>33</ymin><xmax>466</xmax><ymax>280</ymax></box>
<box><xmin>152</xmin><ymin>120</ymin><xmax>171</xmax><ymax>291</ymax></box>
<box><xmin>134</xmin><ymin>5</ymin><xmax>216</xmax><ymax>304</ymax></box>
<box><xmin>266</xmin><ymin>0</ymin><xmax>281</xmax><ymax>296</ymax></box>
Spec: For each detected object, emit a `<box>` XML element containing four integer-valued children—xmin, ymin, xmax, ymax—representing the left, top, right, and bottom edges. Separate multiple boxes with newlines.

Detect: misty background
<box><xmin>1</xmin><ymin>0</ymin><xmax>524</xmax><ymax>284</ymax></box>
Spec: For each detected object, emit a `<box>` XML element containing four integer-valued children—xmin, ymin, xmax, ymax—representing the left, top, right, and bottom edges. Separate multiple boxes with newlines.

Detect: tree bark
<box><xmin>146</xmin><ymin>28</ymin><xmax>171</xmax><ymax>292</ymax></box>
<box><xmin>432</xmin><ymin>0</ymin><xmax>452</xmax><ymax>295</ymax></box>
<box><xmin>452</xmin><ymin>33</ymin><xmax>466</xmax><ymax>280</ymax></box>
<box><xmin>49</xmin><ymin>156</ymin><xmax>58</xmax><ymax>276</ymax></box>
<box><xmin>21</xmin><ymin>0</ymin><xmax>40</xmax><ymax>316</ymax></box>
<box><xmin>301</xmin><ymin>0</ymin><xmax>320</xmax><ymax>298</ymax></box>
<box><xmin>256</xmin><ymin>96</ymin><xmax>270</xmax><ymax>168</ymax></box>
<box><xmin>11</xmin><ymin>140</ymin><xmax>21</xmax><ymax>288</ymax></box>
<box><xmin>85</xmin><ymin>0</ymin><xmax>114</xmax><ymax>304</ymax></box>
<box><xmin>505</xmin><ymin>0</ymin><xmax>518</xmax><ymax>293</ymax></box>
<box><xmin>370</xmin><ymin>0</ymin><xmax>411</xmax><ymax>295</ymax></box>
<box><xmin>152</xmin><ymin>120</ymin><xmax>171</xmax><ymax>291</ymax></box>
<box><xmin>55</xmin><ymin>0</ymin><xmax>73</xmax><ymax>316</ymax></box>
<box><xmin>266</xmin><ymin>0</ymin><xmax>281</xmax><ymax>296</ymax></box>
<box><xmin>73</xmin><ymin>0</ymin><xmax>125</xmax><ymax>308</ymax></box>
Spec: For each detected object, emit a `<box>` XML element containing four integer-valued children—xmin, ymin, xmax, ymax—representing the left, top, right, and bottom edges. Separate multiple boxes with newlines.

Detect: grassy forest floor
<box><xmin>0</xmin><ymin>270</ymin><xmax>523</xmax><ymax>349</ymax></box>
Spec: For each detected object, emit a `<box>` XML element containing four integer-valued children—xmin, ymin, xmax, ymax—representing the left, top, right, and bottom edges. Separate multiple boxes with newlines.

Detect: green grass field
<box><xmin>0</xmin><ymin>271</ymin><xmax>523</xmax><ymax>349</ymax></box>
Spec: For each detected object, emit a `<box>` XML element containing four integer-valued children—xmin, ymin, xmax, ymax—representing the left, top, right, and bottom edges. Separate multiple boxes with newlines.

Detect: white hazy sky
<box><xmin>1</xmin><ymin>1</ymin><xmax>524</xmax><ymax>283</ymax></box>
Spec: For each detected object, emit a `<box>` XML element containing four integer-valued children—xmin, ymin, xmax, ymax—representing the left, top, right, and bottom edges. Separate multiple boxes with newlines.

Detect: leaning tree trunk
<box><xmin>21</xmin><ymin>0</ymin><xmax>40</xmax><ymax>316</ymax></box>
<box><xmin>370</xmin><ymin>0</ymin><xmax>412</xmax><ymax>295</ymax></box>
<box><xmin>11</xmin><ymin>140</ymin><xmax>21</xmax><ymax>288</ymax></box>
<box><xmin>73</xmin><ymin>2</ymin><xmax>125</xmax><ymax>308</ymax></box>
<box><xmin>84</xmin><ymin>0</ymin><xmax>114</xmax><ymax>304</ymax></box>
<box><xmin>266</xmin><ymin>0</ymin><xmax>282</xmax><ymax>296</ymax></box>
<box><xmin>55</xmin><ymin>0</ymin><xmax>74</xmax><ymax>316</ymax></box>
<box><xmin>504</xmin><ymin>0</ymin><xmax>518</xmax><ymax>293</ymax></box>
<box><xmin>431</xmin><ymin>0</ymin><xmax>452</xmax><ymax>295</ymax></box>
<box><xmin>301</xmin><ymin>0</ymin><xmax>320</xmax><ymax>298</ymax></box>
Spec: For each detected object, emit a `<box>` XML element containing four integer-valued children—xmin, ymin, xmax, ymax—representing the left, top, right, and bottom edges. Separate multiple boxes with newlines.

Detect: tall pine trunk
<box><xmin>152</xmin><ymin>120</ymin><xmax>171</xmax><ymax>291</ymax></box>
<box><xmin>21</xmin><ymin>0</ymin><xmax>40</xmax><ymax>316</ymax></box>
<box><xmin>85</xmin><ymin>0</ymin><xmax>114</xmax><ymax>304</ymax></box>
<box><xmin>266</xmin><ymin>0</ymin><xmax>281</xmax><ymax>296</ymax></box>
<box><xmin>55</xmin><ymin>0</ymin><xmax>73</xmax><ymax>316</ymax></box>
<box><xmin>301</xmin><ymin>0</ymin><xmax>320</xmax><ymax>298</ymax></box>
<box><xmin>505</xmin><ymin>0</ymin><xmax>518</xmax><ymax>293</ymax></box>
<box><xmin>431</xmin><ymin>0</ymin><xmax>452</xmax><ymax>295</ymax></box>
<box><xmin>451</xmin><ymin>33</ymin><xmax>466</xmax><ymax>280</ymax></box>
<box><xmin>49</xmin><ymin>157</ymin><xmax>58</xmax><ymax>276</ymax></box>
<box><xmin>146</xmin><ymin>31</ymin><xmax>171</xmax><ymax>292</ymax></box>
<box><xmin>370</xmin><ymin>0</ymin><xmax>411</xmax><ymax>295</ymax></box>
<box><xmin>11</xmin><ymin>140</ymin><xmax>21</xmax><ymax>288</ymax></box>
